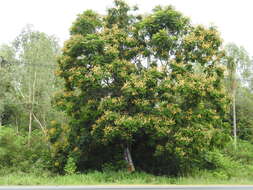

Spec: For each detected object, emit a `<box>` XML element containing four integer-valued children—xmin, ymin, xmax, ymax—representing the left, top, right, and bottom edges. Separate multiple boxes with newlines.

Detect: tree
<box><xmin>223</xmin><ymin>43</ymin><xmax>252</xmax><ymax>148</ymax></box>
<box><xmin>12</xmin><ymin>26</ymin><xmax>61</xmax><ymax>144</ymax></box>
<box><xmin>0</xmin><ymin>45</ymin><xmax>17</xmax><ymax>127</ymax></box>
<box><xmin>54</xmin><ymin>0</ymin><xmax>230</xmax><ymax>175</ymax></box>
<box><xmin>236</xmin><ymin>87</ymin><xmax>253</xmax><ymax>142</ymax></box>
<box><xmin>0</xmin><ymin>25</ymin><xmax>62</xmax><ymax>147</ymax></box>
<box><xmin>0</xmin><ymin>27</ymin><xmax>62</xmax><ymax>173</ymax></box>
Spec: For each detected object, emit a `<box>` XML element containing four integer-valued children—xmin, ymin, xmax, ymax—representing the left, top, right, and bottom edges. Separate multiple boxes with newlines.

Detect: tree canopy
<box><xmin>53</xmin><ymin>0</ymin><xmax>230</xmax><ymax>175</ymax></box>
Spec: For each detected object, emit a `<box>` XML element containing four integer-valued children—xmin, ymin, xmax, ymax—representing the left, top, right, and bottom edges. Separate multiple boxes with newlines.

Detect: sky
<box><xmin>0</xmin><ymin>0</ymin><xmax>252</xmax><ymax>56</ymax></box>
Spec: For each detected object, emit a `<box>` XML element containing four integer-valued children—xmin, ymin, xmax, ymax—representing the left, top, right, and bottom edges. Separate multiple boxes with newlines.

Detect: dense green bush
<box><xmin>199</xmin><ymin>140</ymin><xmax>253</xmax><ymax>180</ymax></box>
<box><xmin>0</xmin><ymin>126</ymin><xmax>51</xmax><ymax>175</ymax></box>
<box><xmin>64</xmin><ymin>156</ymin><xmax>77</xmax><ymax>175</ymax></box>
<box><xmin>223</xmin><ymin>140</ymin><xmax>253</xmax><ymax>164</ymax></box>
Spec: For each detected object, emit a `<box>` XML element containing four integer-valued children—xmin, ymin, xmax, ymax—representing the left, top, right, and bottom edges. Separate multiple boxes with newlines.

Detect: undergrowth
<box><xmin>1</xmin><ymin>140</ymin><xmax>253</xmax><ymax>185</ymax></box>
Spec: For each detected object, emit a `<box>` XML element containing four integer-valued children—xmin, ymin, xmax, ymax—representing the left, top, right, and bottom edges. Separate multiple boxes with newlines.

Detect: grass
<box><xmin>1</xmin><ymin>170</ymin><xmax>253</xmax><ymax>185</ymax></box>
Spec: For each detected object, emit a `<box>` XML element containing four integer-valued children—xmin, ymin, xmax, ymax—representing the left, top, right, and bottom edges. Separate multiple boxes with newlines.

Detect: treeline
<box><xmin>0</xmin><ymin>26</ymin><xmax>65</xmax><ymax>173</ymax></box>
<box><xmin>0</xmin><ymin>0</ymin><xmax>253</xmax><ymax>177</ymax></box>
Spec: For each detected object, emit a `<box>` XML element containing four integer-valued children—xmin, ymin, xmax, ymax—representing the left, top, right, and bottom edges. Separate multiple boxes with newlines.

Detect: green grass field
<box><xmin>1</xmin><ymin>170</ymin><xmax>253</xmax><ymax>185</ymax></box>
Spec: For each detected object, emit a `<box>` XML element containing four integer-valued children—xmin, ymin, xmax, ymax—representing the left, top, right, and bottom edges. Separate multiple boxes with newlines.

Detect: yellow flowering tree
<box><xmin>54</xmin><ymin>0</ymin><xmax>230</xmax><ymax>175</ymax></box>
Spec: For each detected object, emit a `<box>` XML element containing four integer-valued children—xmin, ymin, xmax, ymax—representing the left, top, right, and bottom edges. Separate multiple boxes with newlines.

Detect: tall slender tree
<box><xmin>223</xmin><ymin>43</ymin><xmax>252</xmax><ymax>148</ymax></box>
<box><xmin>13</xmin><ymin>26</ymin><xmax>61</xmax><ymax>144</ymax></box>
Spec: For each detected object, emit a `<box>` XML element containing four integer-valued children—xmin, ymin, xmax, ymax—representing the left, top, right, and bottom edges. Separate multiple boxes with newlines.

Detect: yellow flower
<box><xmin>51</xmin><ymin>120</ymin><xmax>57</xmax><ymax>125</ymax></box>
<box><xmin>49</xmin><ymin>128</ymin><xmax>56</xmax><ymax>135</ymax></box>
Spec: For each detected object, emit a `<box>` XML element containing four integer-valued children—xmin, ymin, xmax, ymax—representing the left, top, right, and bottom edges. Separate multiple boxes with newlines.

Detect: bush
<box><xmin>200</xmin><ymin>140</ymin><xmax>253</xmax><ymax>179</ymax></box>
<box><xmin>102</xmin><ymin>160</ymin><xmax>128</xmax><ymax>172</ymax></box>
<box><xmin>64</xmin><ymin>156</ymin><xmax>77</xmax><ymax>175</ymax></box>
<box><xmin>0</xmin><ymin>126</ymin><xmax>51</xmax><ymax>175</ymax></box>
<box><xmin>205</xmin><ymin>149</ymin><xmax>231</xmax><ymax>169</ymax></box>
<box><xmin>223</xmin><ymin>140</ymin><xmax>253</xmax><ymax>164</ymax></box>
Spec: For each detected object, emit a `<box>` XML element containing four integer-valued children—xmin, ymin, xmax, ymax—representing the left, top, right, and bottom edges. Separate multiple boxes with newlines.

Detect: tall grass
<box><xmin>1</xmin><ymin>170</ymin><xmax>253</xmax><ymax>185</ymax></box>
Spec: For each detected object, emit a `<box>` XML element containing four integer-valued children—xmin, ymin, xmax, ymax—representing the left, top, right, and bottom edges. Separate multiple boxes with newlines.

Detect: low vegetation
<box><xmin>2</xmin><ymin>165</ymin><xmax>253</xmax><ymax>185</ymax></box>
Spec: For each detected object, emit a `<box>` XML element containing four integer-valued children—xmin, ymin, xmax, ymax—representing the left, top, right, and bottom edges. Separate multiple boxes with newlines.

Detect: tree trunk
<box><xmin>28</xmin><ymin>110</ymin><xmax>32</xmax><ymax>146</ymax></box>
<box><xmin>28</xmin><ymin>71</ymin><xmax>37</xmax><ymax>146</ymax></box>
<box><xmin>33</xmin><ymin>113</ymin><xmax>47</xmax><ymax>135</ymax></box>
<box><xmin>16</xmin><ymin>117</ymin><xmax>19</xmax><ymax>133</ymax></box>
<box><xmin>232</xmin><ymin>90</ymin><xmax>237</xmax><ymax>149</ymax></box>
<box><xmin>124</xmin><ymin>145</ymin><xmax>135</xmax><ymax>172</ymax></box>
<box><xmin>147</xmin><ymin>56</ymin><xmax>151</xmax><ymax>68</ymax></box>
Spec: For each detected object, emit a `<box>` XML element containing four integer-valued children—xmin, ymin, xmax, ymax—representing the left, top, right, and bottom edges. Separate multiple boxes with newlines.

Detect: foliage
<box><xmin>0</xmin><ymin>25</ymin><xmax>65</xmax><ymax>153</ymax></box>
<box><xmin>0</xmin><ymin>25</ymin><xmax>67</xmax><ymax>177</ymax></box>
<box><xmin>13</xmin><ymin>25</ymin><xmax>61</xmax><ymax>131</ymax></box>
<box><xmin>54</xmin><ymin>0</ymin><xmax>230</xmax><ymax>175</ymax></box>
<box><xmin>64</xmin><ymin>156</ymin><xmax>77</xmax><ymax>175</ymax></box>
<box><xmin>0</xmin><ymin>126</ymin><xmax>51</xmax><ymax>174</ymax></box>
<box><xmin>236</xmin><ymin>87</ymin><xmax>253</xmax><ymax>142</ymax></box>
<box><xmin>224</xmin><ymin>139</ymin><xmax>253</xmax><ymax>165</ymax></box>
<box><xmin>0</xmin><ymin>0</ymin><xmax>253</xmax><ymax>181</ymax></box>
<box><xmin>3</xmin><ymin>169</ymin><xmax>253</xmax><ymax>185</ymax></box>
<box><xmin>200</xmin><ymin>140</ymin><xmax>253</xmax><ymax>180</ymax></box>
<box><xmin>223</xmin><ymin>43</ymin><xmax>253</xmax><ymax>142</ymax></box>
<box><xmin>102</xmin><ymin>160</ymin><xmax>128</xmax><ymax>172</ymax></box>
<box><xmin>0</xmin><ymin>45</ymin><xmax>17</xmax><ymax>126</ymax></box>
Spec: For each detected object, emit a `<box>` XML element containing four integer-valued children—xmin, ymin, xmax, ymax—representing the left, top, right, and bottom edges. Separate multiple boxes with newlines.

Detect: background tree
<box><xmin>0</xmin><ymin>25</ymin><xmax>62</xmax><ymax>145</ymax></box>
<box><xmin>0</xmin><ymin>45</ymin><xmax>17</xmax><ymax>127</ymax></box>
<box><xmin>223</xmin><ymin>43</ymin><xmax>252</xmax><ymax>147</ymax></box>
<box><xmin>236</xmin><ymin>87</ymin><xmax>253</xmax><ymax>142</ymax></box>
<box><xmin>12</xmin><ymin>26</ymin><xmax>61</xmax><ymax>142</ymax></box>
<box><xmin>0</xmin><ymin>26</ymin><xmax>62</xmax><ymax>173</ymax></box>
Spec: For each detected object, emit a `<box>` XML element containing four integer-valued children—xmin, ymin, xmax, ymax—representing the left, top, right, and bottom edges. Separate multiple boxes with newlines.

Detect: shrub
<box><xmin>0</xmin><ymin>126</ymin><xmax>51</xmax><ymax>175</ymax></box>
<box><xmin>223</xmin><ymin>140</ymin><xmax>253</xmax><ymax>164</ymax></box>
<box><xmin>64</xmin><ymin>156</ymin><xmax>77</xmax><ymax>175</ymax></box>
